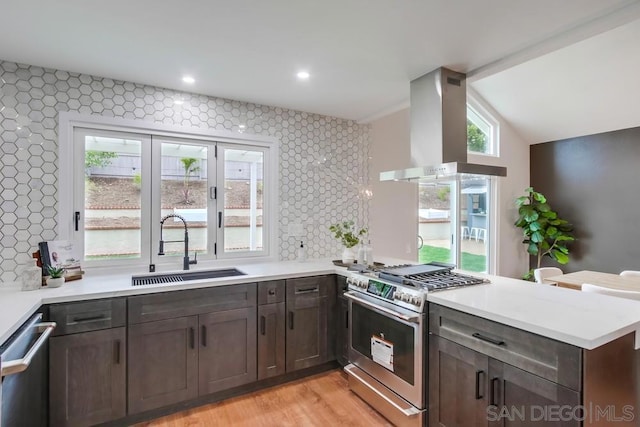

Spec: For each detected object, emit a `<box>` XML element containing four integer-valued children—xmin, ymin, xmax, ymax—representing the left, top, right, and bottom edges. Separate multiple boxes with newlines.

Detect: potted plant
<box><xmin>515</xmin><ymin>187</ymin><xmax>575</xmax><ymax>280</ymax></box>
<box><xmin>329</xmin><ymin>221</ymin><xmax>368</xmax><ymax>264</ymax></box>
<box><xmin>46</xmin><ymin>266</ymin><xmax>66</xmax><ymax>288</ymax></box>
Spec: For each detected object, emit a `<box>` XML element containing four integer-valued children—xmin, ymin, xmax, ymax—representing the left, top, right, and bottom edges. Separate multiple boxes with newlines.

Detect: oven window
<box><xmin>351</xmin><ymin>303</ymin><xmax>415</xmax><ymax>385</ymax></box>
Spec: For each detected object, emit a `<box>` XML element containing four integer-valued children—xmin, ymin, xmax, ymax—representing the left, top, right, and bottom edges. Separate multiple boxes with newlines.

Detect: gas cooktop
<box><xmin>346</xmin><ymin>262</ymin><xmax>489</xmax><ymax>312</ymax></box>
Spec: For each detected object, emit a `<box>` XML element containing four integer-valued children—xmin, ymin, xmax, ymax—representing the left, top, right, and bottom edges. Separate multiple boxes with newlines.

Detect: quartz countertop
<box><xmin>2</xmin><ymin>259</ymin><xmax>640</xmax><ymax>351</ymax></box>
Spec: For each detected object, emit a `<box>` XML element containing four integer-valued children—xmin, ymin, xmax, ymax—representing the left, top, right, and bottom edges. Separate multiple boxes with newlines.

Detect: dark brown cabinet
<box><xmin>128</xmin><ymin>316</ymin><xmax>199</xmax><ymax>414</ymax></box>
<box><xmin>429</xmin><ymin>305</ymin><xmax>584</xmax><ymax>427</ymax></box>
<box><xmin>48</xmin><ymin>299</ymin><xmax>127</xmax><ymax>427</ymax></box>
<box><xmin>285</xmin><ymin>275</ymin><xmax>335</xmax><ymax>372</ymax></box>
<box><xmin>335</xmin><ymin>275</ymin><xmax>349</xmax><ymax>366</ymax></box>
<box><xmin>257</xmin><ymin>280</ymin><xmax>286</xmax><ymax>380</ymax></box>
<box><xmin>199</xmin><ymin>307</ymin><xmax>257</xmax><ymax>394</ymax></box>
<box><xmin>127</xmin><ymin>284</ymin><xmax>257</xmax><ymax>414</ymax></box>
<box><xmin>429</xmin><ymin>335</ymin><xmax>489</xmax><ymax>427</ymax></box>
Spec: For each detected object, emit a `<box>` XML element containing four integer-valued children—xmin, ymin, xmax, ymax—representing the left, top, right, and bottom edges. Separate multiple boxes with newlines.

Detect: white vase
<box><xmin>46</xmin><ymin>277</ymin><xmax>64</xmax><ymax>288</ymax></box>
<box><xmin>341</xmin><ymin>247</ymin><xmax>355</xmax><ymax>264</ymax></box>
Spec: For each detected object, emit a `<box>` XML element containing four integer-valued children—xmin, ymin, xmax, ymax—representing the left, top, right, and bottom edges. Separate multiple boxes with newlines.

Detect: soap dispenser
<box><xmin>297</xmin><ymin>241</ymin><xmax>306</xmax><ymax>262</ymax></box>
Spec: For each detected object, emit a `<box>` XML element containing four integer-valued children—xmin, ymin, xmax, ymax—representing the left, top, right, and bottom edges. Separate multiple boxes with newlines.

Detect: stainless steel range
<box><xmin>344</xmin><ymin>262</ymin><xmax>488</xmax><ymax>427</ymax></box>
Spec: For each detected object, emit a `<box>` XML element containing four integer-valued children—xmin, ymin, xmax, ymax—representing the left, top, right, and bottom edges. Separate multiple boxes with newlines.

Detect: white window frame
<box><xmin>467</xmin><ymin>96</ymin><xmax>499</xmax><ymax>157</ymax></box>
<box><xmin>58</xmin><ymin>112</ymin><xmax>280</xmax><ymax>270</ymax></box>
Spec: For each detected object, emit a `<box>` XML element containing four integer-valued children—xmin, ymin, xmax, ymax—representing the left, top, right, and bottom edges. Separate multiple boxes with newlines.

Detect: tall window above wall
<box><xmin>59</xmin><ymin>113</ymin><xmax>278</xmax><ymax>270</ymax></box>
<box><xmin>467</xmin><ymin>101</ymin><xmax>498</xmax><ymax>157</ymax></box>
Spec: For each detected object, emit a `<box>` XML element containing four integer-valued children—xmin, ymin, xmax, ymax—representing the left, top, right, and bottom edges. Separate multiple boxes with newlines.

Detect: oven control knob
<box><xmin>346</xmin><ymin>277</ymin><xmax>353</xmax><ymax>286</ymax></box>
<box><xmin>394</xmin><ymin>292</ymin><xmax>402</xmax><ymax>300</ymax></box>
<box><xmin>402</xmin><ymin>293</ymin><xmax>410</xmax><ymax>302</ymax></box>
<box><xmin>358</xmin><ymin>280</ymin><xmax>367</xmax><ymax>288</ymax></box>
<box><xmin>411</xmin><ymin>296</ymin><xmax>421</xmax><ymax>306</ymax></box>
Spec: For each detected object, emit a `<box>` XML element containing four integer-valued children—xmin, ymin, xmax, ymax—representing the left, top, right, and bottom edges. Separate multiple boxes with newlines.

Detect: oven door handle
<box><xmin>344</xmin><ymin>292</ymin><xmax>420</xmax><ymax>324</ymax></box>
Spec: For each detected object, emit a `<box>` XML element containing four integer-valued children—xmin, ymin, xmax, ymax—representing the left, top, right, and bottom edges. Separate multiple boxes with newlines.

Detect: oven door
<box><xmin>346</xmin><ymin>291</ymin><xmax>425</xmax><ymax>409</ymax></box>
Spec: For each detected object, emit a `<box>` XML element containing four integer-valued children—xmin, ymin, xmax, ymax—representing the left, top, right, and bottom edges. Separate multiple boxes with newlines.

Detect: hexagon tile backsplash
<box><xmin>0</xmin><ymin>60</ymin><xmax>371</xmax><ymax>282</ymax></box>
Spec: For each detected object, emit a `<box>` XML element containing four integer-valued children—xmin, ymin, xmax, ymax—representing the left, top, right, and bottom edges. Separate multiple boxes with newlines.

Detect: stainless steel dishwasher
<box><xmin>0</xmin><ymin>312</ymin><xmax>56</xmax><ymax>427</ymax></box>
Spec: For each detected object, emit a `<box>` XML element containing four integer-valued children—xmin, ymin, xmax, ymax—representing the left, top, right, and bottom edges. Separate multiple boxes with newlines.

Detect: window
<box><xmin>60</xmin><ymin>113</ymin><xmax>277</xmax><ymax>269</ymax></box>
<box><xmin>467</xmin><ymin>102</ymin><xmax>498</xmax><ymax>156</ymax></box>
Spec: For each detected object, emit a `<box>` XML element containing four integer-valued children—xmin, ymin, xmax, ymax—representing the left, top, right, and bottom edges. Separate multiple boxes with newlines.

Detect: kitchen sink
<box><xmin>132</xmin><ymin>268</ymin><xmax>247</xmax><ymax>286</ymax></box>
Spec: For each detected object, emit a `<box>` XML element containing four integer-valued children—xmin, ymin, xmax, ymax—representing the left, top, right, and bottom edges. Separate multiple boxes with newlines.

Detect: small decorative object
<box><xmin>515</xmin><ymin>187</ymin><xmax>575</xmax><ymax>281</ymax></box>
<box><xmin>329</xmin><ymin>221</ymin><xmax>367</xmax><ymax>264</ymax></box>
<box><xmin>297</xmin><ymin>241</ymin><xmax>306</xmax><ymax>262</ymax></box>
<box><xmin>21</xmin><ymin>258</ymin><xmax>42</xmax><ymax>291</ymax></box>
<box><xmin>46</xmin><ymin>266</ymin><xmax>66</xmax><ymax>288</ymax></box>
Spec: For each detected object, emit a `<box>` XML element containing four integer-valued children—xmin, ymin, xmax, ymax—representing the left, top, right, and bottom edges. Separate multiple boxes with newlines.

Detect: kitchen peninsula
<box><xmin>1</xmin><ymin>260</ymin><xmax>639</xmax><ymax>426</ymax></box>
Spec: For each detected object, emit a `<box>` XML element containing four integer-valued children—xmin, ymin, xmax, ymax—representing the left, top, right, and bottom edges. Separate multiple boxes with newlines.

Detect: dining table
<box><xmin>544</xmin><ymin>270</ymin><xmax>640</xmax><ymax>291</ymax></box>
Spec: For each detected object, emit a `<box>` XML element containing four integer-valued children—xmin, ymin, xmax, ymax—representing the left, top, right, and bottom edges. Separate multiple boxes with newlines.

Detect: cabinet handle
<box><xmin>472</xmin><ymin>332</ymin><xmax>505</xmax><ymax>347</ymax></box>
<box><xmin>201</xmin><ymin>325</ymin><xmax>207</xmax><ymax>347</ymax></box>
<box><xmin>296</xmin><ymin>287</ymin><xmax>318</xmax><ymax>294</ymax></box>
<box><xmin>189</xmin><ymin>327</ymin><xmax>195</xmax><ymax>349</ymax></box>
<box><xmin>268</xmin><ymin>288</ymin><xmax>276</xmax><ymax>296</ymax></box>
<box><xmin>113</xmin><ymin>340</ymin><xmax>120</xmax><ymax>365</ymax></box>
<box><xmin>72</xmin><ymin>314</ymin><xmax>106</xmax><ymax>323</ymax></box>
<box><xmin>74</xmin><ymin>211</ymin><xmax>80</xmax><ymax>231</ymax></box>
<box><xmin>218</xmin><ymin>212</ymin><xmax>222</xmax><ymax>228</ymax></box>
<box><xmin>260</xmin><ymin>315</ymin><xmax>266</xmax><ymax>335</ymax></box>
<box><xmin>490</xmin><ymin>377</ymin><xmax>500</xmax><ymax>406</ymax></box>
<box><xmin>475</xmin><ymin>370</ymin><xmax>484</xmax><ymax>399</ymax></box>
<box><xmin>288</xmin><ymin>312</ymin><xmax>294</xmax><ymax>330</ymax></box>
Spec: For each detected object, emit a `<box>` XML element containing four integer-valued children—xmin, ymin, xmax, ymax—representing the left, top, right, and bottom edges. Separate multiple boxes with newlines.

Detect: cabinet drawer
<box><xmin>49</xmin><ymin>298</ymin><xmax>126</xmax><ymax>336</ymax></box>
<box><xmin>258</xmin><ymin>280</ymin><xmax>285</xmax><ymax>305</ymax></box>
<box><xmin>286</xmin><ymin>275</ymin><xmax>331</xmax><ymax>298</ymax></box>
<box><xmin>128</xmin><ymin>283</ymin><xmax>257</xmax><ymax>324</ymax></box>
<box><xmin>429</xmin><ymin>304</ymin><xmax>582</xmax><ymax>391</ymax></box>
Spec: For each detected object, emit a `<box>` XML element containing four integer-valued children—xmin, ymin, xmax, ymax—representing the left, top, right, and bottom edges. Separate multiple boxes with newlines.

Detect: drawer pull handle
<box><xmin>296</xmin><ymin>287</ymin><xmax>318</xmax><ymax>294</ymax></box>
<box><xmin>472</xmin><ymin>332</ymin><xmax>505</xmax><ymax>346</ymax></box>
<box><xmin>490</xmin><ymin>377</ymin><xmax>500</xmax><ymax>406</ymax></box>
<box><xmin>268</xmin><ymin>288</ymin><xmax>276</xmax><ymax>296</ymax></box>
<box><xmin>475</xmin><ymin>370</ymin><xmax>484</xmax><ymax>399</ymax></box>
<box><xmin>73</xmin><ymin>314</ymin><xmax>106</xmax><ymax>323</ymax></box>
<box><xmin>260</xmin><ymin>315</ymin><xmax>266</xmax><ymax>335</ymax></box>
<box><xmin>114</xmin><ymin>340</ymin><xmax>121</xmax><ymax>365</ymax></box>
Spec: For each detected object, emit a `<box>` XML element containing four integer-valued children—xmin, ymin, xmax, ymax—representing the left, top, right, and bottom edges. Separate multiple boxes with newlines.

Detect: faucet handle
<box><xmin>190</xmin><ymin>252</ymin><xmax>198</xmax><ymax>265</ymax></box>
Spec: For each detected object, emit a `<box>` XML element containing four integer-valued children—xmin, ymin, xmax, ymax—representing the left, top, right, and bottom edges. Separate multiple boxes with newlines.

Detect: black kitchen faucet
<box><xmin>158</xmin><ymin>214</ymin><xmax>198</xmax><ymax>270</ymax></box>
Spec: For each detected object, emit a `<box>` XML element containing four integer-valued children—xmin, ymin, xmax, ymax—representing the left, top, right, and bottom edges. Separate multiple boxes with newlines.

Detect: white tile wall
<box><xmin>0</xmin><ymin>60</ymin><xmax>371</xmax><ymax>282</ymax></box>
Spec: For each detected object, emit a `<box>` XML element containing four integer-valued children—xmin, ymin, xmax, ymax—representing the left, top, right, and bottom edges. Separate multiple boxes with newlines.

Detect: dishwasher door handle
<box><xmin>1</xmin><ymin>321</ymin><xmax>56</xmax><ymax>377</ymax></box>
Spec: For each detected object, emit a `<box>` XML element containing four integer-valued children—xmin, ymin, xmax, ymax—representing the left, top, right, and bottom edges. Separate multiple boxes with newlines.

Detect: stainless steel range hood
<box><xmin>380</xmin><ymin>67</ymin><xmax>506</xmax><ymax>182</ymax></box>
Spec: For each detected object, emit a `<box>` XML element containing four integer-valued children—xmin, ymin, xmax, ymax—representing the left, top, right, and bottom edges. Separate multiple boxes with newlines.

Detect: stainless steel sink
<box><xmin>132</xmin><ymin>268</ymin><xmax>246</xmax><ymax>286</ymax></box>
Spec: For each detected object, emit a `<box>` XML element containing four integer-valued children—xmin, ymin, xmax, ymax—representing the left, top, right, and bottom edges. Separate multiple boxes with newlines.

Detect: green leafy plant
<box><xmin>515</xmin><ymin>187</ymin><xmax>575</xmax><ymax>280</ymax></box>
<box><xmin>329</xmin><ymin>221</ymin><xmax>367</xmax><ymax>248</ymax></box>
<box><xmin>132</xmin><ymin>172</ymin><xmax>142</xmax><ymax>189</ymax></box>
<box><xmin>47</xmin><ymin>266</ymin><xmax>65</xmax><ymax>279</ymax></box>
<box><xmin>180</xmin><ymin>157</ymin><xmax>200</xmax><ymax>204</ymax></box>
<box><xmin>85</xmin><ymin>150</ymin><xmax>118</xmax><ymax>175</ymax></box>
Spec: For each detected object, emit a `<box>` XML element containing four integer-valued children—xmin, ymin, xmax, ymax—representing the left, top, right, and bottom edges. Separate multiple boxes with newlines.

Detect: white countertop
<box><xmin>2</xmin><ymin>260</ymin><xmax>640</xmax><ymax>351</ymax></box>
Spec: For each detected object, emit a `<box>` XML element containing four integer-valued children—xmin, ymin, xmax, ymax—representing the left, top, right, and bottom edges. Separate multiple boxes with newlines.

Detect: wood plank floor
<box><xmin>135</xmin><ymin>370</ymin><xmax>392</xmax><ymax>427</ymax></box>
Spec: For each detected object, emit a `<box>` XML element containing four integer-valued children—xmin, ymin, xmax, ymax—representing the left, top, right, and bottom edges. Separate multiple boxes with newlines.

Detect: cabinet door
<box><xmin>336</xmin><ymin>296</ymin><xmax>349</xmax><ymax>366</ymax></box>
<box><xmin>128</xmin><ymin>316</ymin><xmax>198</xmax><ymax>414</ymax></box>
<box><xmin>429</xmin><ymin>335</ymin><xmax>489</xmax><ymax>427</ymax></box>
<box><xmin>257</xmin><ymin>302</ymin><xmax>286</xmax><ymax>380</ymax></box>
<box><xmin>50</xmin><ymin>328</ymin><xmax>126</xmax><ymax>427</ymax></box>
<box><xmin>285</xmin><ymin>295</ymin><xmax>328</xmax><ymax>372</ymax></box>
<box><xmin>199</xmin><ymin>307</ymin><xmax>257</xmax><ymax>395</ymax></box>
<box><xmin>488</xmin><ymin>359</ymin><xmax>580</xmax><ymax>427</ymax></box>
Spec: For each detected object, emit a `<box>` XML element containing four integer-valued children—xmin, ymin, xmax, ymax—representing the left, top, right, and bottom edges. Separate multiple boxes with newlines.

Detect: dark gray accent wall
<box><xmin>530</xmin><ymin>126</ymin><xmax>640</xmax><ymax>274</ymax></box>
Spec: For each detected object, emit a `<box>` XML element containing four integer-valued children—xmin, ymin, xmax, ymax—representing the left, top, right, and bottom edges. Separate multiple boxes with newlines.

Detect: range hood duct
<box><xmin>380</xmin><ymin>67</ymin><xmax>506</xmax><ymax>182</ymax></box>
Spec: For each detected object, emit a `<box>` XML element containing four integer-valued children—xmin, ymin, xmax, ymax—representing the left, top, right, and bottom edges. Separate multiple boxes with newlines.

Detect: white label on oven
<box><xmin>371</xmin><ymin>335</ymin><xmax>394</xmax><ymax>372</ymax></box>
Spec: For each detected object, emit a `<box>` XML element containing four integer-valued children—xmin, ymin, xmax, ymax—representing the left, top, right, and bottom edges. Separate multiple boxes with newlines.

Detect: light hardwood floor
<box><xmin>135</xmin><ymin>370</ymin><xmax>391</xmax><ymax>427</ymax></box>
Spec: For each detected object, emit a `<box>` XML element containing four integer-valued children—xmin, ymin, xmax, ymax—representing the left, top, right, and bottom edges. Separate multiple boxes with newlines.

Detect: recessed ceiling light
<box><xmin>174</xmin><ymin>98</ymin><xmax>184</xmax><ymax>105</ymax></box>
<box><xmin>296</xmin><ymin>71</ymin><xmax>310</xmax><ymax>80</ymax></box>
<box><xmin>182</xmin><ymin>76</ymin><xmax>195</xmax><ymax>84</ymax></box>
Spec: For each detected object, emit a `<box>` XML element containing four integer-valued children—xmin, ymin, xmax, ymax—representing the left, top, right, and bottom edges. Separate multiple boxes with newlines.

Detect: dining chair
<box><xmin>582</xmin><ymin>283</ymin><xmax>640</xmax><ymax>301</ymax></box>
<box><xmin>620</xmin><ymin>270</ymin><xmax>640</xmax><ymax>278</ymax></box>
<box><xmin>533</xmin><ymin>267</ymin><xmax>563</xmax><ymax>285</ymax></box>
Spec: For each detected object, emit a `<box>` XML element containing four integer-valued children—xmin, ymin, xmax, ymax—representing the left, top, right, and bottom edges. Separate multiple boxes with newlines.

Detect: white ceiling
<box><xmin>1</xmin><ymin>0</ymin><xmax>639</xmax><ymax>141</ymax></box>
